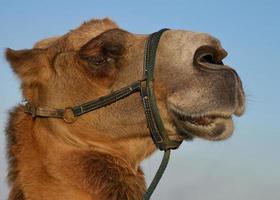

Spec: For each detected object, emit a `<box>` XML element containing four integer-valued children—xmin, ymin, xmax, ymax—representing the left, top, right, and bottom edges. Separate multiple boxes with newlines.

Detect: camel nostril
<box><xmin>194</xmin><ymin>45</ymin><xmax>225</xmax><ymax>65</ymax></box>
<box><xmin>199</xmin><ymin>53</ymin><xmax>216</xmax><ymax>64</ymax></box>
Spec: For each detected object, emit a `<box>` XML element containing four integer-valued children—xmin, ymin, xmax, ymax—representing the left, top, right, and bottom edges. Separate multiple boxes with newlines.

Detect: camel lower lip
<box><xmin>169</xmin><ymin>105</ymin><xmax>234</xmax><ymax>140</ymax></box>
<box><xmin>173</xmin><ymin>115</ymin><xmax>233</xmax><ymax>139</ymax></box>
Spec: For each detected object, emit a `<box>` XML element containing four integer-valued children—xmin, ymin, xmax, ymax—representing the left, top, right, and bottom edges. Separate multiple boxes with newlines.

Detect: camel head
<box><xmin>6</xmin><ymin>18</ymin><xmax>245</xmax><ymax>152</ymax></box>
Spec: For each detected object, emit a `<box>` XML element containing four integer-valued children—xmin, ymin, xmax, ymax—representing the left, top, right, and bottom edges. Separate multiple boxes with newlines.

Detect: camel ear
<box><xmin>5</xmin><ymin>48</ymin><xmax>50</xmax><ymax>85</ymax></box>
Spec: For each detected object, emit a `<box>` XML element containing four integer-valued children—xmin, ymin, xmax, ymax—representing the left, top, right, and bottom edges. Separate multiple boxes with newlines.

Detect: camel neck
<box><xmin>7</xmin><ymin>105</ymin><xmax>149</xmax><ymax>199</ymax></box>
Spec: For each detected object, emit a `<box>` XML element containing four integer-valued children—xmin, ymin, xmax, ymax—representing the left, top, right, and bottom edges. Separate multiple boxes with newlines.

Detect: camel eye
<box><xmin>86</xmin><ymin>55</ymin><xmax>107</xmax><ymax>65</ymax></box>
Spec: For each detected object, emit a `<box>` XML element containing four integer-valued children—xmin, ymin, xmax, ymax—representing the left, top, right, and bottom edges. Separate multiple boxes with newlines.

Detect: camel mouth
<box><xmin>168</xmin><ymin>104</ymin><xmax>234</xmax><ymax>141</ymax></box>
<box><xmin>174</xmin><ymin>112</ymin><xmax>218</xmax><ymax>127</ymax></box>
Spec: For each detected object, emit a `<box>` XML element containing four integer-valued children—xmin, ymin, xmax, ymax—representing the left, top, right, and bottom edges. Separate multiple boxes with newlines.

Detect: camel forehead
<box><xmin>34</xmin><ymin>18</ymin><xmax>119</xmax><ymax>49</ymax></box>
<box><xmin>34</xmin><ymin>19</ymin><xmax>222</xmax><ymax>59</ymax></box>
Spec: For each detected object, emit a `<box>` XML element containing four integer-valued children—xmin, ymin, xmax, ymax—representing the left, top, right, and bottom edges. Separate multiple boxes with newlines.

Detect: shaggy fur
<box><xmin>6</xmin><ymin>19</ymin><xmax>150</xmax><ymax>200</ymax></box>
<box><xmin>6</xmin><ymin>107</ymin><xmax>146</xmax><ymax>200</ymax></box>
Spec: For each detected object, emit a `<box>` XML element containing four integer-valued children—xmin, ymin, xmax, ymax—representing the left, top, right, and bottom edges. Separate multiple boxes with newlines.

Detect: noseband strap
<box><xmin>141</xmin><ymin>28</ymin><xmax>182</xmax><ymax>150</ymax></box>
<box><xmin>24</xmin><ymin>29</ymin><xmax>182</xmax><ymax>199</ymax></box>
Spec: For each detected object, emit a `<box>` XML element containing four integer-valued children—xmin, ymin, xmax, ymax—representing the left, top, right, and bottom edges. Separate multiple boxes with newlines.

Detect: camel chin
<box><xmin>169</xmin><ymin>104</ymin><xmax>235</xmax><ymax>141</ymax></box>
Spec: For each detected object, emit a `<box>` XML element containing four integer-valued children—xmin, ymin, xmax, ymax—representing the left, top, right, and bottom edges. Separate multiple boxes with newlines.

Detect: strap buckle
<box><xmin>63</xmin><ymin>107</ymin><xmax>77</xmax><ymax>123</ymax></box>
<box><xmin>24</xmin><ymin>102</ymin><xmax>37</xmax><ymax>118</ymax></box>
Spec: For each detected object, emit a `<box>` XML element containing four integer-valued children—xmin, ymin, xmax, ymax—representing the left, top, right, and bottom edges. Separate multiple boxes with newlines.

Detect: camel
<box><xmin>5</xmin><ymin>18</ymin><xmax>245</xmax><ymax>200</ymax></box>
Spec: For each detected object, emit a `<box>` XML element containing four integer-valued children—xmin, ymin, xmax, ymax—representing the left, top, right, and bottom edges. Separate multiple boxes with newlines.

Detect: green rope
<box><xmin>142</xmin><ymin>150</ymin><xmax>171</xmax><ymax>200</ymax></box>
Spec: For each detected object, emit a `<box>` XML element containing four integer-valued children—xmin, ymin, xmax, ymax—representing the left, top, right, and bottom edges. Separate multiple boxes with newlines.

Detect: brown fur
<box><xmin>5</xmin><ymin>18</ymin><xmax>245</xmax><ymax>200</ymax></box>
<box><xmin>6</xmin><ymin>19</ymin><xmax>152</xmax><ymax>200</ymax></box>
<box><xmin>6</xmin><ymin>106</ymin><xmax>147</xmax><ymax>200</ymax></box>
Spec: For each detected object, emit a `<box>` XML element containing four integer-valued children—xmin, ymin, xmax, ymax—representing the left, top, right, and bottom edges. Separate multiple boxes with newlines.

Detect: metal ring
<box><xmin>63</xmin><ymin>107</ymin><xmax>77</xmax><ymax>123</ymax></box>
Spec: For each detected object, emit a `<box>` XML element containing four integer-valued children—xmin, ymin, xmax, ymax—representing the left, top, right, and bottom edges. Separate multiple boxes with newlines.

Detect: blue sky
<box><xmin>0</xmin><ymin>0</ymin><xmax>279</xmax><ymax>199</ymax></box>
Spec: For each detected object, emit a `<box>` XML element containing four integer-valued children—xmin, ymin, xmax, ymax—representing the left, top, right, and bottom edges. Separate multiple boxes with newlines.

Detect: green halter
<box><xmin>24</xmin><ymin>29</ymin><xmax>182</xmax><ymax>199</ymax></box>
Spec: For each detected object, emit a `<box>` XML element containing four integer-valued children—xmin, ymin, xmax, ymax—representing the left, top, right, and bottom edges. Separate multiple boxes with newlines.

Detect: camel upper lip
<box><xmin>168</xmin><ymin>103</ymin><xmax>232</xmax><ymax>126</ymax></box>
<box><xmin>169</xmin><ymin>103</ymin><xmax>232</xmax><ymax>119</ymax></box>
